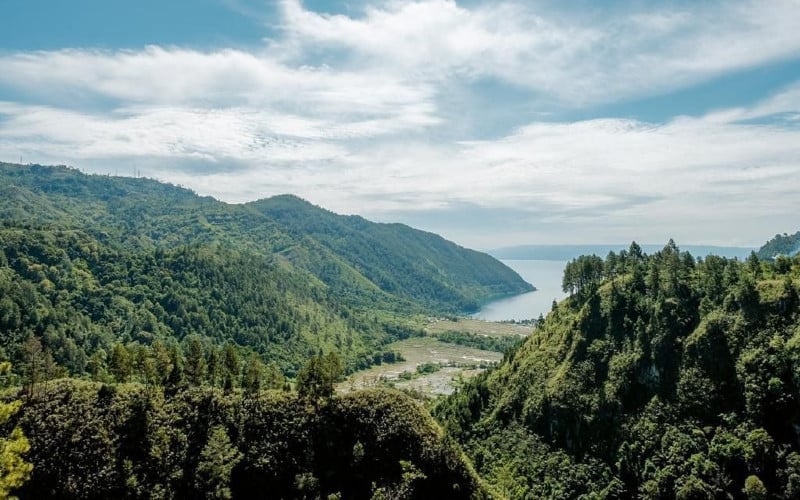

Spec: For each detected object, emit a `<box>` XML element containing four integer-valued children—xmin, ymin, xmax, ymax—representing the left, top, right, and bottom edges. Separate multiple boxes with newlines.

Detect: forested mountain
<box><xmin>0</xmin><ymin>162</ymin><xmax>529</xmax><ymax>377</ymax></box>
<box><xmin>757</xmin><ymin>232</ymin><xmax>800</xmax><ymax>260</ymax></box>
<box><xmin>0</xmin><ymin>163</ymin><xmax>530</xmax><ymax>312</ymax></box>
<box><xmin>252</xmin><ymin>195</ymin><xmax>532</xmax><ymax>311</ymax></box>
<box><xmin>436</xmin><ymin>242</ymin><xmax>800</xmax><ymax>498</ymax></box>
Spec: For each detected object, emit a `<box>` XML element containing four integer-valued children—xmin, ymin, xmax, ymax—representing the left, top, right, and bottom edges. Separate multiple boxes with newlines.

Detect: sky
<box><xmin>1</xmin><ymin>0</ymin><xmax>799</xmax><ymax>250</ymax></box>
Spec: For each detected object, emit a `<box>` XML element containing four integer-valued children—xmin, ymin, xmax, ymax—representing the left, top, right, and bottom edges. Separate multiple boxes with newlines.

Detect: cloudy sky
<box><xmin>1</xmin><ymin>0</ymin><xmax>799</xmax><ymax>250</ymax></box>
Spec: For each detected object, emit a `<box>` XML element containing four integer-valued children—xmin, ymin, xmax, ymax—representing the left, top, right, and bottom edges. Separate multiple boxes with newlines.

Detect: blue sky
<box><xmin>1</xmin><ymin>0</ymin><xmax>799</xmax><ymax>249</ymax></box>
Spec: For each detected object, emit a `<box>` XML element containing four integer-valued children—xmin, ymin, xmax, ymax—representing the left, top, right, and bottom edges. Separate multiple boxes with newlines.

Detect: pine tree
<box><xmin>195</xmin><ymin>426</ymin><xmax>241</xmax><ymax>499</ymax></box>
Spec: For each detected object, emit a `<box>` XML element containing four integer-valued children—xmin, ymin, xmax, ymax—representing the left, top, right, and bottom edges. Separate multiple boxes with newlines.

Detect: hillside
<box><xmin>436</xmin><ymin>242</ymin><xmax>800</xmax><ymax>498</ymax></box>
<box><xmin>0</xmin><ymin>163</ymin><xmax>529</xmax><ymax>312</ymax></box>
<box><xmin>757</xmin><ymin>231</ymin><xmax>800</xmax><ymax>260</ymax></box>
<box><xmin>0</xmin><ymin>162</ymin><xmax>529</xmax><ymax>377</ymax></box>
<box><xmin>7</xmin><ymin>380</ymin><xmax>488</xmax><ymax>499</ymax></box>
<box><xmin>252</xmin><ymin>195</ymin><xmax>533</xmax><ymax>311</ymax></box>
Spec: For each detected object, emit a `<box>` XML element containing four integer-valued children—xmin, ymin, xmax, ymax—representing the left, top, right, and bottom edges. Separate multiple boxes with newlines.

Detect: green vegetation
<box><xmin>0</xmin><ymin>162</ymin><xmax>527</xmax><ymax>380</ymax></box>
<box><xmin>253</xmin><ymin>195</ymin><xmax>533</xmax><ymax>311</ymax></box>
<box><xmin>757</xmin><ymin>231</ymin><xmax>800</xmax><ymax>259</ymax></box>
<box><xmin>6</xmin><ymin>162</ymin><xmax>800</xmax><ymax>498</ymax></box>
<box><xmin>437</xmin><ymin>241</ymin><xmax>800</xmax><ymax>498</ymax></box>
<box><xmin>0</xmin><ymin>163</ymin><xmax>530</xmax><ymax>314</ymax></box>
<box><xmin>6</xmin><ymin>378</ymin><xmax>487</xmax><ymax>499</ymax></box>
<box><xmin>0</xmin><ymin>363</ymin><xmax>32</xmax><ymax>499</ymax></box>
<box><xmin>430</xmin><ymin>330</ymin><xmax>523</xmax><ymax>354</ymax></box>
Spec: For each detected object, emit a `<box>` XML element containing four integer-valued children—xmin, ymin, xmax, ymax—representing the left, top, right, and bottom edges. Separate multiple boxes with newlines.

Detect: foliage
<box><xmin>0</xmin><ymin>162</ymin><xmax>529</xmax><ymax>381</ymax></box>
<box><xmin>297</xmin><ymin>353</ymin><xmax>343</xmax><ymax>402</ymax></box>
<box><xmin>252</xmin><ymin>194</ymin><xmax>533</xmax><ymax>312</ymax></box>
<box><xmin>437</xmin><ymin>241</ymin><xmax>800</xmax><ymax>499</ymax></box>
<box><xmin>8</xmin><ymin>380</ymin><xmax>487</xmax><ymax>499</ymax></box>
<box><xmin>0</xmin><ymin>363</ymin><xmax>32</xmax><ymax>499</ymax></box>
<box><xmin>430</xmin><ymin>330</ymin><xmax>524</xmax><ymax>353</ymax></box>
<box><xmin>757</xmin><ymin>231</ymin><xmax>800</xmax><ymax>260</ymax></box>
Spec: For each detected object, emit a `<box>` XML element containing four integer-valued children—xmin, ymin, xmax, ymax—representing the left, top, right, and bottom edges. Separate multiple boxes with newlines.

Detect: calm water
<box><xmin>474</xmin><ymin>260</ymin><xmax>568</xmax><ymax>321</ymax></box>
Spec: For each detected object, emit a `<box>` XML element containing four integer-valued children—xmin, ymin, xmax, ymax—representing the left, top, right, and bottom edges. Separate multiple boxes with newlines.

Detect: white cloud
<box><xmin>278</xmin><ymin>0</ymin><xmax>800</xmax><ymax>105</ymax></box>
<box><xmin>0</xmin><ymin>0</ymin><xmax>799</xmax><ymax>247</ymax></box>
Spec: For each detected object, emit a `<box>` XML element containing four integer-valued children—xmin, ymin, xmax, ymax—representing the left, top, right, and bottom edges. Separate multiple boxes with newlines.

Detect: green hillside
<box><xmin>0</xmin><ymin>162</ymin><xmax>529</xmax><ymax>377</ymax></box>
<box><xmin>436</xmin><ymin>242</ymin><xmax>800</xmax><ymax>498</ymax></box>
<box><xmin>7</xmin><ymin>380</ymin><xmax>488</xmax><ymax>499</ymax></box>
<box><xmin>757</xmin><ymin>231</ymin><xmax>800</xmax><ymax>260</ymax></box>
<box><xmin>251</xmin><ymin>195</ymin><xmax>532</xmax><ymax>311</ymax></box>
<box><xmin>0</xmin><ymin>163</ymin><xmax>529</xmax><ymax>312</ymax></box>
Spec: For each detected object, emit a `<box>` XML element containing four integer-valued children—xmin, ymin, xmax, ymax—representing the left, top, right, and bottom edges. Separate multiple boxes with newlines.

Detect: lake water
<box><xmin>474</xmin><ymin>260</ymin><xmax>568</xmax><ymax>321</ymax></box>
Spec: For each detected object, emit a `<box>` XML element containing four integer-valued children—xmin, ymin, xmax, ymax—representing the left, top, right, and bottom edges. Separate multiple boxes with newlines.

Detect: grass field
<box><xmin>424</xmin><ymin>317</ymin><xmax>532</xmax><ymax>337</ymax></box>
<box><xmin>340</xmin><ymin>336</ymin><xmax>503</xmax><ymax>396</ymax></box>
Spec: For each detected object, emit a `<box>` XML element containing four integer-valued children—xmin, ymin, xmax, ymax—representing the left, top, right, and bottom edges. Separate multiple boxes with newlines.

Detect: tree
<box><xmin>184</xmin><ymin>336</ymin><xmax>207</xmax><ymax>387</ymax></box>
<box><xmin>195</xmin><ymin>426</ymin><xmax>242</xmax><ymax>500</ymax></box>
<box><xmin>743</xmin><ymin>475</ymin><xmax>767</xmax><ymax>499</ymax></box>
<box><xmin>0</xmin><ymin>362</ymin><xmax>32</xmax><ymax>498</ymax></box>
<box><xmin>222</xmin><ymin>344</ymin><xmax>240</xmax><ymax>391</ymax></box>
<box><xmin>20</xmin><ymin>337</ymin><xmax>44</xmax><ymax>398</ymax></box>
<box><xmin>746</xmin><ymin>251</ymin><xmax>762</xmax><ymax>279</ymax></box>
<box><xmin>297</xmin><ymin>353</ymin><xmax>343</xmax><ymax>402</ymax></box>
<box><xmin>242</xmin><ymin>354</ymin><xmax>264</xmax><ymax>395</ymax></box>
<box><xmin>109</xmin><ymin>343</ymin><xmax>132</xmax><ymax>383</ymax></box>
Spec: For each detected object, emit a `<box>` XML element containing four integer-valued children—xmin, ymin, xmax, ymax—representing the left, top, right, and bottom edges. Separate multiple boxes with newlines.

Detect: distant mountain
<box><xmin>251</xmin><ymin>195</ymin><xmax>533</xmax><ymax>310</ymax></box>
<box><xmin>757</xmin><ymin>231</ymin><xmax>800</xmax><ymax>259</ymax></box>
<box><xmin>491</xmin><ymin>243</ymin><xmax>754</xmax><ymax>261</ymax></box>
<box><xmin>0</xmin><ymin>162</ymin><xmax>530</xmax><ymax>376</ymax></box>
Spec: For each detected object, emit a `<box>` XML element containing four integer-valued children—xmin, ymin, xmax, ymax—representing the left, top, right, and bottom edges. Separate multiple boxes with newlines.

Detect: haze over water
<box><xmin>474</xmin><ymin>260</ymin><xmax>569</xmax><ymax>321</ymax></box>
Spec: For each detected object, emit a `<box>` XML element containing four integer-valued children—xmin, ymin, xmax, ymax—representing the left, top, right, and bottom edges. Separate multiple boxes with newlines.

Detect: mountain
<box><xmin>436</xmin><ymin>243</ymin><xmax>800</xmax><ymax>498</ymax></box>
<box><xmin>251</xmin><ymin>194</ymin><xmax>533</xmax><ymax>311</ymax></box>
<box><xmin>757</xmin><ymin>231</ymin><xmax>800</xmax><ymax>260</ymax></box>
<box><xmin>0</xmin><ymin>163</ymin><xmax>530</xmax><ymax>312</ymax></box>
<box><xmin>491</xmin><ymin>243</ymin><xmax>754</xmax><ymax>261</ymax></box>
<box><xmin>0</xmin><ymin>162</ymin><xmax>529</xmax><ymax>377</ymax></box>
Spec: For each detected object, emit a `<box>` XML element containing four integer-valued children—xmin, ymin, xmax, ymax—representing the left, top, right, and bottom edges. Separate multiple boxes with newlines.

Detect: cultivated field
<box><xmin>340</xmin><ymin>336</ymin><xmax>502</xmax><ymax>396</ymax></box>
<box><xmin>425</xmin><ymin>317</ymin><xmax>532</xmax><ymax>337</ymax></box>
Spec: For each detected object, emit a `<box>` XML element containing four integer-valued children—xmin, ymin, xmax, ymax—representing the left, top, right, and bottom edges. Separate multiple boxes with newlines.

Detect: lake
<box><xmin>474</xmin><ymin>260</ymin><xmax>568</xmax><ymax>321</ymax></box>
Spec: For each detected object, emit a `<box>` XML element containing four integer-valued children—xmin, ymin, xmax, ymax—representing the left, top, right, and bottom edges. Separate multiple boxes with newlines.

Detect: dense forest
<box><xmin>3</xmin><ymin>378</ymin><xmax>487</xmax><ymax>499</ymax></box>
<box><xmin>0</xmin><ymin>163</ymin><xmax>530</xmax><ymax>313</ymax></box>
<box><xmin>0</xmin><ymin>163</ymin><xmax>530</xmax><ymax>379</ymax></box>
<box><xmin>436</xmin><ymin>242</ymin><xmax>800</xmax><ymax>498</ymax></box>
<box><xmin>758</xmin><ymin>232</ymin><xmax>800</xmax><ymax>260</ymax></box>
<box><xmin>0</xmin><ymin>163</ymin><xmax>524</xmax><ymax>498</ymax></box>
<box><xmin>3</xmin><ymin>163</ymin><xmax>800</xmax><ymax>498</ymax></box>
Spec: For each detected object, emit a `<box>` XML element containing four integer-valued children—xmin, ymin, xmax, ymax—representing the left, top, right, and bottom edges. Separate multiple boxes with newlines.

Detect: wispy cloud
<box><xmin>0</xmin><ymin>0</ymin><xmax>799</xmax><ymax>247</ymax></box>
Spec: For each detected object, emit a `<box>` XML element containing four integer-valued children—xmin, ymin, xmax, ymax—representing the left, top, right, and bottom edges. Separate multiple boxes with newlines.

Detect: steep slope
<box><xmin>0</xmin><ymin>163</ymin><xmax>529</xmax><ymax>312</ymax></box>
<box><xmin>0</xmin><ymin>162</ymin><xmax>528</xmax><ymax>379</ymax></box>
<box><xmin>436</xmin><ymin>243</ymin><xmax>800</xmax><ymax>498</ymax></box>
<box><xmin>0</xmin><ymin>228</ymin><xmax>402</xmax><ymax>376</ymax></box>
<box><xmin>251</xmin><ymin>194</ymin><xmax>533</xmax><ymax>311</ymax></box>
<box><xmin>757</xmin><ymin>231</ymin><xmax>800</xmax><ymax>259</ymax></box>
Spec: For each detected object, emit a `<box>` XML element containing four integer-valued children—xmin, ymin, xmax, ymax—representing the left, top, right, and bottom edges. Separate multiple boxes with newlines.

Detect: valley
<box><xmin>0</xmin><ymin>164</ymin><xmax>798</xmax><ymax>499</ymax></box>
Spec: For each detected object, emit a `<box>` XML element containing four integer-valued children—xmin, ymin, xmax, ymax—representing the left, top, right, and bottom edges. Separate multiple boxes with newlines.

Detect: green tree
<box><xmin>222</xmin><ymin>344</ymin><xmax>240</xmax><ymax>391</ymax></box>
<box><xmin>109</xmin><ymin>343</ymin><xmax>132</xmax><ymax>383</ymax></box>
<box><xmin>195</xmin><ymin>426</ymin><xmax>241</xmax><ymax>500</ymax></box>
<box><xmin>0</xmin><ymin>363</ymin><xmax>32</xmax><ymax>498</ymax></box>
<box><xmin>743</xmin><ymin>475</ymin><xmax>767</xmax><ymax>499</ymax></box>
<box><xmin>242</xmin><ymin>354</ymin><xmax>264</xmax><ymax>395</ymax></box>
<box><xmin>184</xmin><ymin>336</ymin><xmax>207</xmax><ymax>387</ymax></box>
<box><xmin>297</xmin><ymin>352</ymin><xmax>343</xmax><ymax>402</ymax></box>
